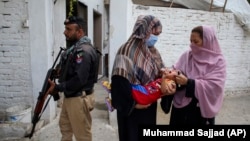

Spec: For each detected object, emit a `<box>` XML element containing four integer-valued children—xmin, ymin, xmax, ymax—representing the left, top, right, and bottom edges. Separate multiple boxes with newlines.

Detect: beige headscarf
<box><xmin>112</xmin><ymin>15</ymin><xmax>163</xmax><ymax>85</ymax></box>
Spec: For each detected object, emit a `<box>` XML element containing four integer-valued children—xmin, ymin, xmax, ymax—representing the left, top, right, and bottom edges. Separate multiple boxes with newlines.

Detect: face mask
<box><xmin>146</xmin><ymin>34</ymin><xmax>158</xmax><ymax>47</ymax></box>
<box><xmin>190</xmin><ymin>43</ymin><xmax>201</xmax><ymax>54</ymax></box>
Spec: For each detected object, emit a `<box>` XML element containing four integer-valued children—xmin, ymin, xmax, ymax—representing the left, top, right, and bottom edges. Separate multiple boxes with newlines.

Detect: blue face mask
<box><xmin>146</xmin><ymin>34</ymin><xmax>158</xmax><ymax>47</ymax></box>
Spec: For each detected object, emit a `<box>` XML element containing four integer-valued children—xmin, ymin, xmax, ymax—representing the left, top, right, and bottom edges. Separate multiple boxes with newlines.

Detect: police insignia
<box><xmin>76</xmin><ymin>53</ymin><xmax>83</xmax><ymax>63</ymax></box>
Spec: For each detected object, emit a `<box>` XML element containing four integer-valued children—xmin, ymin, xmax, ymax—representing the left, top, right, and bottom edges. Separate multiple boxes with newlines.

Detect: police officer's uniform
<box><xmin>55</xmin><ymin>36</ymin><xmax>98</xmax><ymax>141</ymax></box>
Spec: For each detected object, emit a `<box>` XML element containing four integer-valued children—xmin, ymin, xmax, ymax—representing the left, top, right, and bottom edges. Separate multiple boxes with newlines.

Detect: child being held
<box><xmin>102</xmin><ymin>69</ymin><xmax>178</xmax><ymax>106</ymax></box>
<box><xmin>131</xmin><ymin>69</ymin><xmax>177</xmax><ymax>105</ymax></box>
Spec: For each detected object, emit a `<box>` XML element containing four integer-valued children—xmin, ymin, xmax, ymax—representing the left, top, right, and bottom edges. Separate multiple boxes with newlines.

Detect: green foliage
<box><xmin>68</xmin><ymin>0</ymin><xmax>77</xmax><ymax>17</ymax></box>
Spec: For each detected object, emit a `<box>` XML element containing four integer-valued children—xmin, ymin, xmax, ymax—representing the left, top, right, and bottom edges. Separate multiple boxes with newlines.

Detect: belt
<box><xmin>84</xmin><ymin>89</ymin><xmax>94</xmax><ymax>95</ymax></box>
<box><xmin>64</xmin><ymin>92</ymin><xmax>82</xmax><ymax>98</ymax></box>
<box><xmin>64</xmin><ymin>89</ymin><xmax>94</xmax><ymax>98</ymax></box>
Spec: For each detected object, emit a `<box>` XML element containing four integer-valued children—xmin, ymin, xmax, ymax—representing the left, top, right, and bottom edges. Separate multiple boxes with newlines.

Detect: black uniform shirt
<box><xmin>56</xmin><ymin>43</ymin><xmax>97</xmax><ymax>97</ymax></box>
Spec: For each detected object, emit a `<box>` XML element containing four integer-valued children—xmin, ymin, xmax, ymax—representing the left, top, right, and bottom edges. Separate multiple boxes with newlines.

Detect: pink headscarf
<box><xmin>173</xmin><ymin>25</ymin><xmax>227</xmax><ymax>118</ymax></box>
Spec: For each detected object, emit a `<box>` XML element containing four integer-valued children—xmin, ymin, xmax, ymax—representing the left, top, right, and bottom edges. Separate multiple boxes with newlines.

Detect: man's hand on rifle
<box><xmin>52</xmin><ymin>67</ymin><xmax>61</xmax><ymax>79</ymax></box>
<box><xmin>46</xmin><ymin>79</ymin><xmax>58</xmax><ymax>95</ymax></box>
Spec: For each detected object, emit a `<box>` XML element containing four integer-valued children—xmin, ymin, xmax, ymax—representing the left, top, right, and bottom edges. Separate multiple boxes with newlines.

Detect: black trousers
<box><xmin>169</xmin><ymin>98</ymin><xmax>215</xmax><ymax>125</ymax></box>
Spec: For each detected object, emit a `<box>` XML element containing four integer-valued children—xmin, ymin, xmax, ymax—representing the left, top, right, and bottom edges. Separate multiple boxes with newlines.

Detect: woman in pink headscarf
<box><xmin>161</xmin><ymin>25</ymin><xmax>227</xmax><ymax>125</ymax></box>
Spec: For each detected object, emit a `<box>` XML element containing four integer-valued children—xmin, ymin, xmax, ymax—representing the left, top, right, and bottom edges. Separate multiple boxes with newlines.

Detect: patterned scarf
<box><xmin>112</xmin><ymin>15</ymin><xmax>163</xmax><ymax>85</ymax></box>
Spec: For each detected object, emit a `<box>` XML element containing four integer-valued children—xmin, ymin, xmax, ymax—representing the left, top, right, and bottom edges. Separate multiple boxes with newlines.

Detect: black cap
<box><xmin>64</xmin><ymin>16</ymin><xmax>86</xmax><ymax>31</ymax></box>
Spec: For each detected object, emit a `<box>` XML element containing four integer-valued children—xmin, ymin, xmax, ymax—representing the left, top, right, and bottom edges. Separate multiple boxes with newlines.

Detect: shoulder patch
<box><xmin>76</xmin><ymin>52</ymin><xmax>83</xmax><ymax>63</ymax></box>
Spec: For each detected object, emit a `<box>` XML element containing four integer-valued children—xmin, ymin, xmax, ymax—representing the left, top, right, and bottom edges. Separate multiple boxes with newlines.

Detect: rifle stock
<box><xmin>26</xmin><ymin>47</ymin><xmax>64</xmax><ymax>138</ymax></box>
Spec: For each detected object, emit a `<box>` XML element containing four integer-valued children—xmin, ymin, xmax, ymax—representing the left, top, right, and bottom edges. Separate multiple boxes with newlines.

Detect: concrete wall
<box><xmin>0</xmin><ymin>0</ymin><xmax>66</xmax><ymax>121</ymax></box>
<box><xmin>109</xmin><ymin>3</ymin><xmax>250</xmax><ymax>96</ymax></box>
<box><xmin>0</xmin><ymin>0</ymin><xmax>32</xmax><ymax>119</ymax></box>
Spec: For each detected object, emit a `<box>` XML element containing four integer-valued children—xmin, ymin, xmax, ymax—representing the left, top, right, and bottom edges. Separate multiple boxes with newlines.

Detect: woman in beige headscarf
<box><xmin>111</xmin><ymin>15</ymin><xmax>176</xmax><ymax>141</ymax></box>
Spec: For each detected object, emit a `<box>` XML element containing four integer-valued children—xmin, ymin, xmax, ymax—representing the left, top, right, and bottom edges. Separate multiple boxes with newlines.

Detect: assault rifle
<box><xmin>26</xmin><ymin>47</ymin><xmax>65</xmax><ymax>138</ymax></box>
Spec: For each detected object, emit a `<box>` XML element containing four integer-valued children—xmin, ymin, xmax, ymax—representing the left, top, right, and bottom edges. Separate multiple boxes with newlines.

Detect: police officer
<box><xmin>47</xmin><ymin>16</ymin><xmax>99</xmax><ymax>141</ymax></box>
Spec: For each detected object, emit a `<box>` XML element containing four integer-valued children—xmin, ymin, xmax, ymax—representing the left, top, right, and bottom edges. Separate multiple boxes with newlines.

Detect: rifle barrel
<box><xmin>26</xmin><ymin>47</ymin><xmax>65</xmax><ymax>138</ymax></box>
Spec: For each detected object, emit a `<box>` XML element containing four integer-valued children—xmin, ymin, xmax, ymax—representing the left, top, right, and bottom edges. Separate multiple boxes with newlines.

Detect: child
<box><xmin>102</xmin><ymin>69</ymin><xmax>178</xmax><ymax>106</ymax></box>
